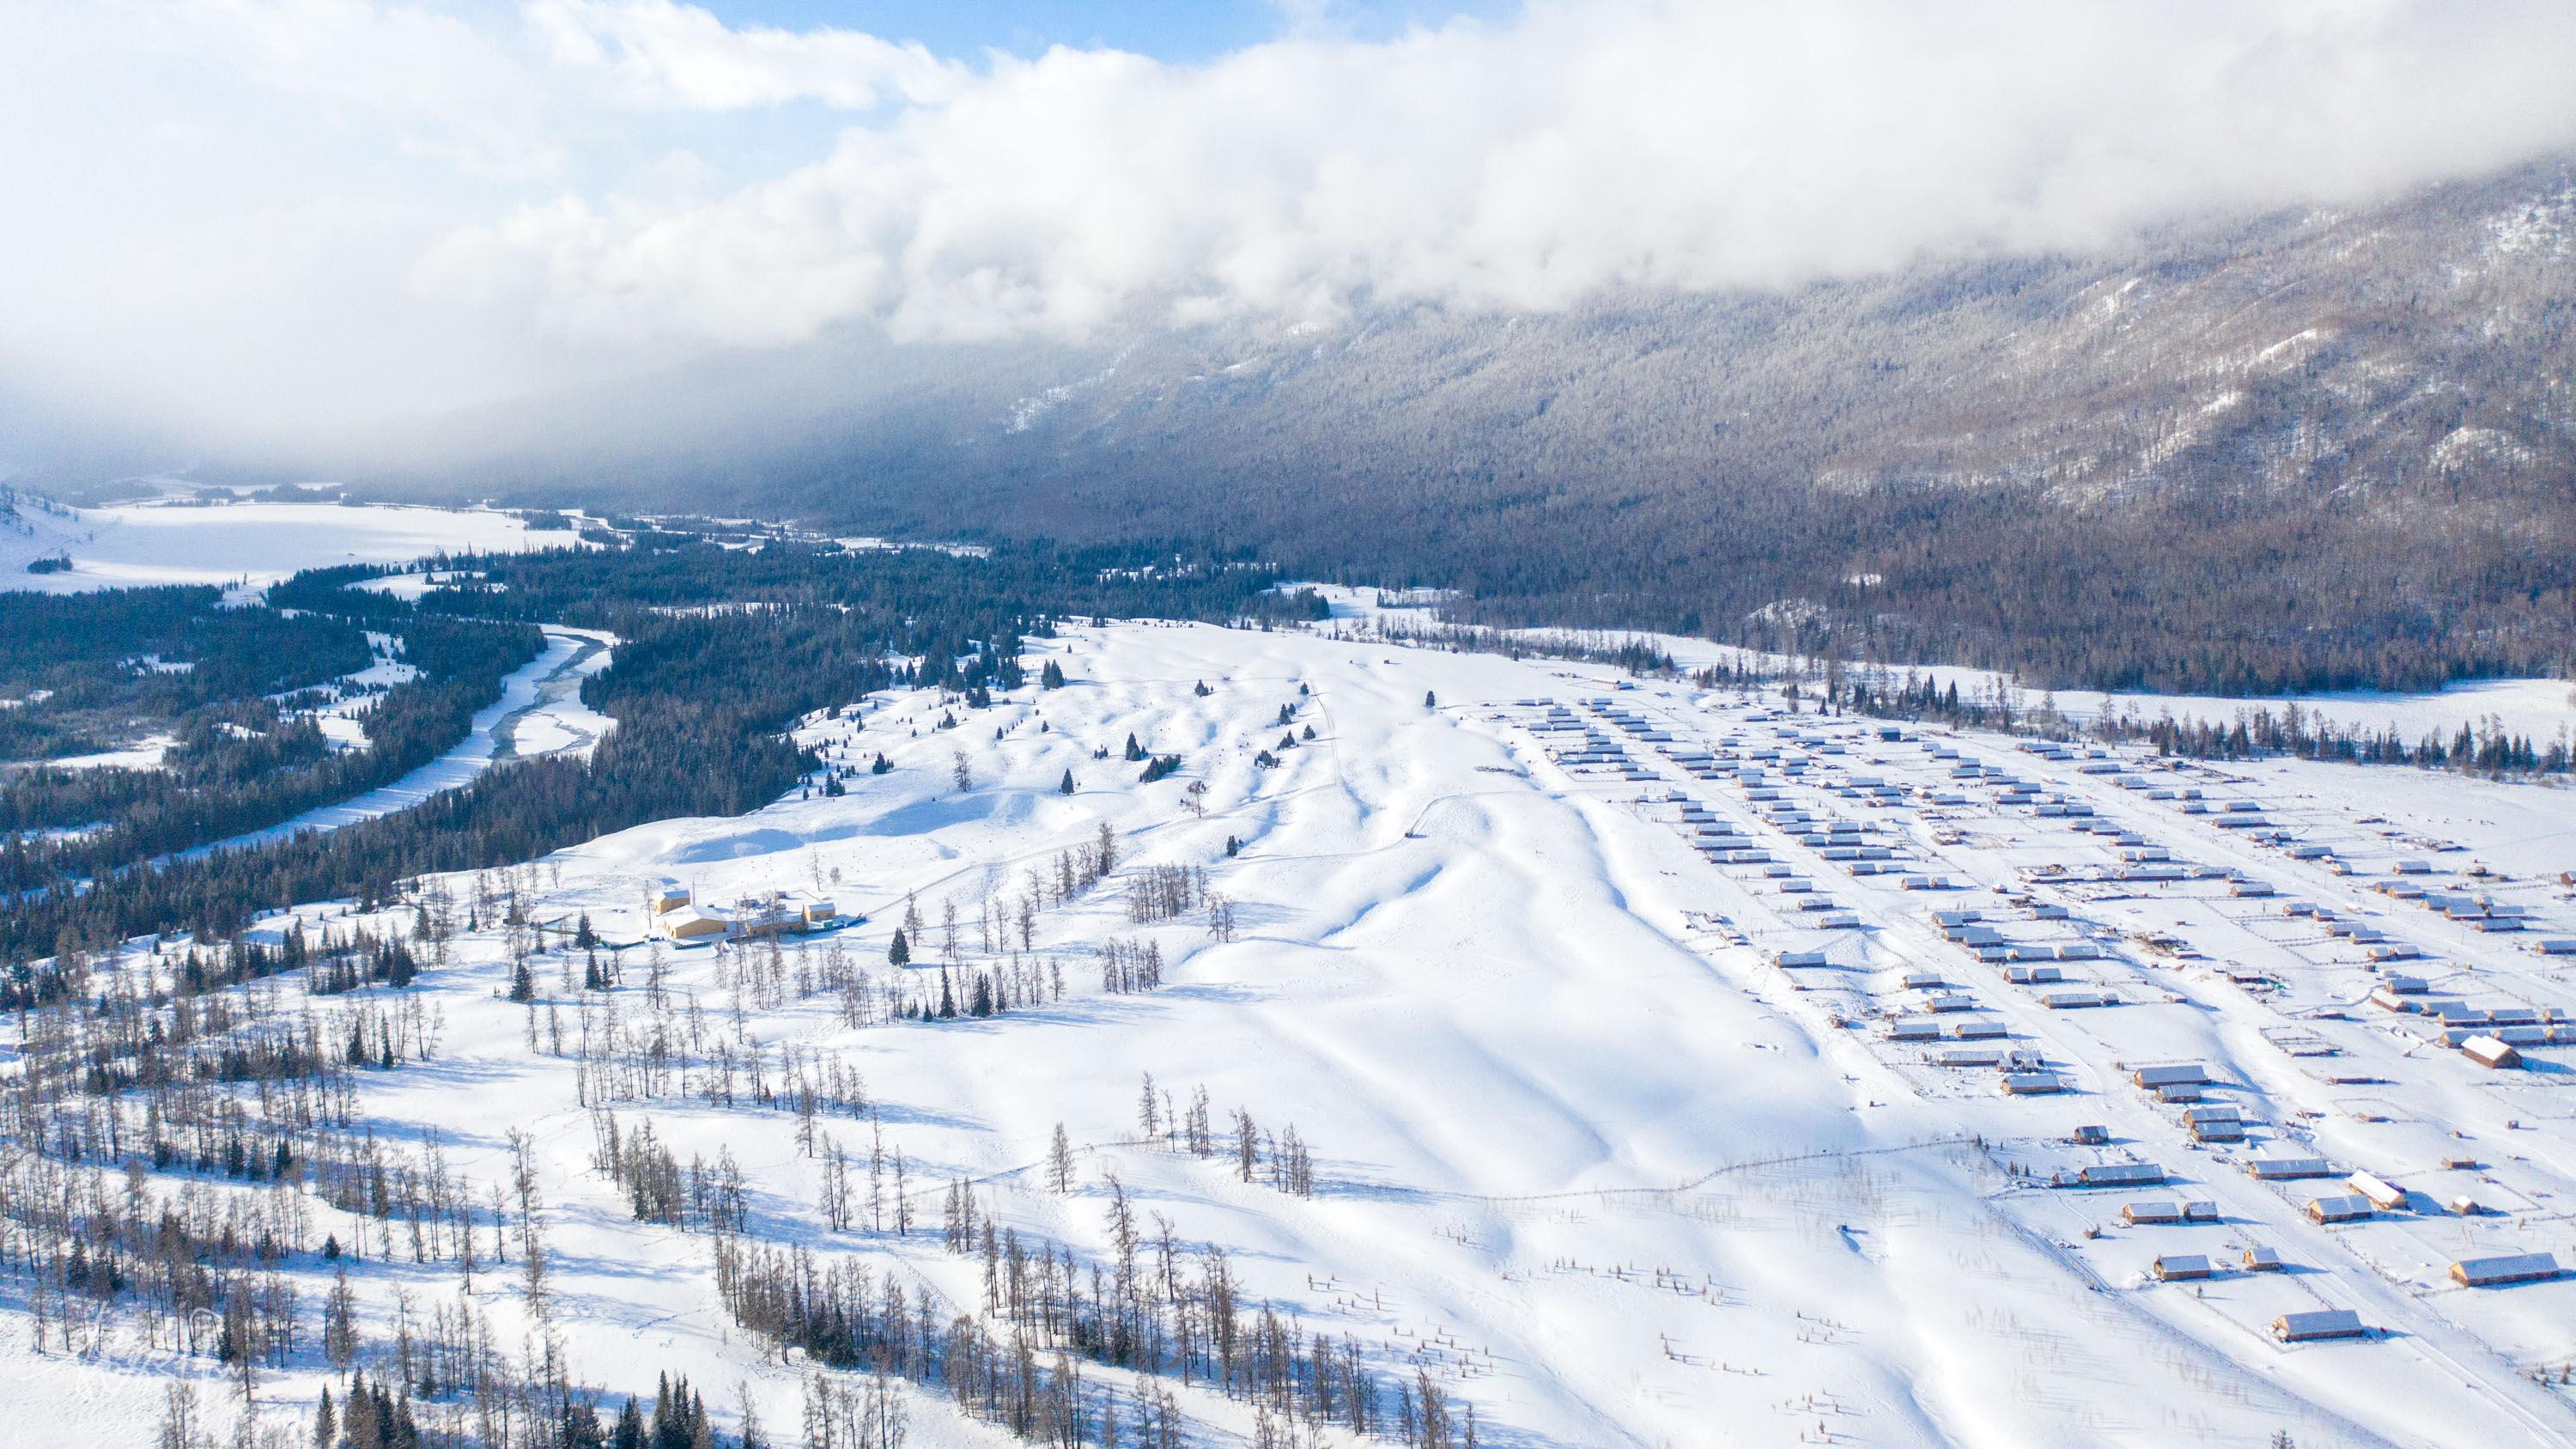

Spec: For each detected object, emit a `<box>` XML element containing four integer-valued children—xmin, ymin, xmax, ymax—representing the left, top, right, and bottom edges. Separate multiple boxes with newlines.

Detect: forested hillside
<box><xmin>388</xmin><ymin>154</ymin><xmax>2576</xmax><ymax>697</ymax></box>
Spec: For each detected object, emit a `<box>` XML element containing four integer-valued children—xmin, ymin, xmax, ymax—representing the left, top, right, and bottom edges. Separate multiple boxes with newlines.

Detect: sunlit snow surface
<box><xmin>0</xmin><ymin>500</ymin><xmax>566</xmax><ymax>596</ymax></box>
<box><xmin>10</xmin><ymin>618</ymin><xmax>2576</xmax><ymax>1448</ymax></box>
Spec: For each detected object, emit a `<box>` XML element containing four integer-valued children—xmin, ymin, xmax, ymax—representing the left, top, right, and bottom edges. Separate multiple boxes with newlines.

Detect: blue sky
<box><xmin>696</xmin><ymin>0</ymin><xmax>1517</xmax><ymax>63</ymax></box>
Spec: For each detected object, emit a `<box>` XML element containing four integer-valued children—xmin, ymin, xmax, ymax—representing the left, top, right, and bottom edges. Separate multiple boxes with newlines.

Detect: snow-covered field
<box><xmin>0</xmin><ymin>500</ymin><xmax>571</xmax><ymax>596</ymax></box>
<box><xmin>11</xmin><ymin>616</ymin><xmax>2576</xmax><ymax>1448</ymax></box>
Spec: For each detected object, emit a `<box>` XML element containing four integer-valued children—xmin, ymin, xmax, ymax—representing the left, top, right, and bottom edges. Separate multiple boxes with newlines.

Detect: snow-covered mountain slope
<box><xmin>9</xmin><ymin>618</ymin><xmax>2576</xmax><ymax>1448</ymax></box>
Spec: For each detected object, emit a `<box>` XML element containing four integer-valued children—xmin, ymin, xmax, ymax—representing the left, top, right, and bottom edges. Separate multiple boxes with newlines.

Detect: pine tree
<box><xmin>1040</xmin><ymin>660</ymin><xmax>1065</xmax><ymax>689</ymax></box>
<box><xmin>323</xmin><ymin>1268</ymin><xmax>359</xmax><ymax>1368</ymax></box>
<box><xmin>887</xmin><ymin>928</ymin><xmax>909</xmax><ymax>966</ymax></box>
<box><xmin>508</xmin><ymin>959</ymin><xmax>535</xmax><ymax>1002</ymax></box>
<box><xmin>871</xmin><ymin>752</ymin><xmax>892</xmax><ymax>774</ymax></box>
<box><xmin>343</xmin><ymin>1373</ymin><xmax>378</xmax><ymax>1449</ymax></box>
<box><xmin>1123</xmin><ymin>733</ymin><xmax>1143</xmax><ymax>762</ymax></box>
<box><xmin>1058</xmin><ymin>769</ymin><xmax>1075</xmax><ymax>795</ymax></box>
<box><xmin>1424</xmin><ymin>690</ymin><xmax>1437</xmax><ymax>708</ymax></box>
<box><xmin>1048</xmin><ymin>1122</ymin><xmax>1075</xmax><ymax>1194</ymax></box>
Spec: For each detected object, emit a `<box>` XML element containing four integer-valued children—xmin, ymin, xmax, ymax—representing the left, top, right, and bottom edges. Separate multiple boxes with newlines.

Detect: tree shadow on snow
<box><xmin>856</xmin><ymin>794</ymin><xmax>1005</xmax><ymax>838</ymax></box>
<box><xmin>668</xmin><ymin>826</ymin><xmax>810</xmax><ymax>863</ymax></box>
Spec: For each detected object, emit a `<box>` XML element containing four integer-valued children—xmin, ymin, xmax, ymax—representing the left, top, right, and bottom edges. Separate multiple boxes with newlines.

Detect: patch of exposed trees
<box><xmin>914</xmin><ymin>1170</ymin><xmax>1461</xmax><ymax>1449</ymax></box>
<box><xmin>1123</xmin><ymin>866</ymin><xmax>1205</xmax><ymax>926</ymax></box>
<box><xmin>1132</xmin><ymin>1075</ymin><xmax>1314</xmax><ymax>1199</ymax></box>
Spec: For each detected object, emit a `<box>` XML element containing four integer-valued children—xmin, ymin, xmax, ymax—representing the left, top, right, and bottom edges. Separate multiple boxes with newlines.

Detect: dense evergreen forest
<box><xmin>0</xmin><ymin>588</ymin><xmax>374</xmax><ymax>760</ymax></box>
<box><xmin>0</xmin><ymin>600</ymin><xmax>543</xmax><ymax>905</ymax></box>
<box><xmin>805</xmin><ymin>389</ymin><xmax>2576</xmax><ymax>698</ymax></box>
<box><xmin>3</xmin><ymin>540</ymin><xmax>1327</xmax><ymax>963</ymax></box>
<box><xmin>271</xmin><ymin>535</ymin><xmax>1323</xmax><ymax>642</ymax></box>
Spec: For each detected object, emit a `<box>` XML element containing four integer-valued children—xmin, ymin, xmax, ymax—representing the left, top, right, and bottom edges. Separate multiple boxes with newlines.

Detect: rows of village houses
<box><xmin>1501</xmin><ymin>681</ymin><xmax>2575</xmax><ymax>1364</ymax></box>
<box><xmin>643</xmin><ymin>881</ymin><xmax>846</xmax><ymax>943</ymax></box>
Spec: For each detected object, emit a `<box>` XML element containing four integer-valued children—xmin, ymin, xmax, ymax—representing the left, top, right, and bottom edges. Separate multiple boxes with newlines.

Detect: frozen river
<box><xmin>192</xmin><ymin>624</ymin><xmax>616</xmax><ymax>855</ymax></box>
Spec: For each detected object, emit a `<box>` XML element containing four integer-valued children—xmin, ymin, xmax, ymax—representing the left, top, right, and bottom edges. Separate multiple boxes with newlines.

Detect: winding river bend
<box><xmin>189</xmin><ymin>624</ymin><xmax>616</xmax><ymax>856</ymax></box>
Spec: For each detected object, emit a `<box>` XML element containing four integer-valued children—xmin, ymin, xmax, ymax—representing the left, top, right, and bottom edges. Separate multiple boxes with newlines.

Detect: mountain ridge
<box><xmin>82</xmin><ymin>153</ymin><xmax>2576</xmax><ymax>695</ymax></box>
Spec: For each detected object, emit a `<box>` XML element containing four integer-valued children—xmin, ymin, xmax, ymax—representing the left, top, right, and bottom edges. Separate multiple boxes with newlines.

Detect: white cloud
<box><xmin>527</xmin><ymin>0</ymin><xmax>966</xmax><ymax>110</ymax></box>
<box><xmin>447</xmin><ymin>0</ymin><xmax>2576</xmax><ymax>346</ymax></box>
<box><xmin>168</xmin><ymin>0</ymin><xmax>562</xmax><ymax>175</ymax></box>
<box><xmin>4</xmin><ymin>0</ymin><xmax>2576</xmax><ymax>449</ymax></box>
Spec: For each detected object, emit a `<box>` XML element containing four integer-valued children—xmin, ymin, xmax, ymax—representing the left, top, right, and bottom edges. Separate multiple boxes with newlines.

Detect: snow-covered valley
<box><xmin>9</xmin><ymin>616</ymin><xmax>2576</xmax><ymax>1449</ymax></box>
<box><xmin>0</xmin><ymin>499</ymin><xmax>570</xmax><ymax>597</ymax></box>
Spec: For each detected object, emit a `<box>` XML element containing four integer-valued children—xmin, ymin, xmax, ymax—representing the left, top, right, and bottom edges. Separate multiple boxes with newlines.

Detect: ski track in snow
<box><xmin>10</xmin><ymin>617</ymin><xmax>2576</xmax><ymax>1448</ymax></box>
